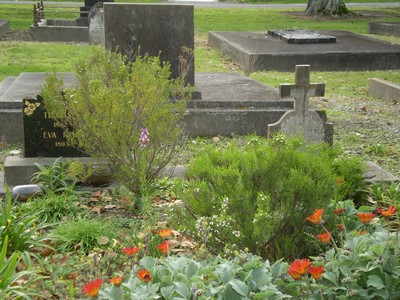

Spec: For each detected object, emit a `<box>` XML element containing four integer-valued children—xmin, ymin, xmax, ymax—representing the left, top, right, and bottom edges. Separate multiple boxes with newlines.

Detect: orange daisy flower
<box><xmin>159</xmin><ymin>229</ymin><xmax>173</xmax><ymax>239</ymax></box>
<box><xmin>356</xmin><ymin>230</ymin><xmax>368</xmax><ymax>235</ymax></box>
<box><xmin>378</xmin><ymin>206</ymin><xmax>398</xmax><ymax>218</ymax></box>
<box><xmin>306</xmin><ymin>209</ymin><xmax>324</xmax><ymax>224</ymax></box>
<box><xmin>308</xmin><ymin>265</ymin><xmax>324</xmax><ymax>280</ymax></box>
<box><xmin>357</xmin><ymin>212</ymin><xmax>376</xmax><ymax>224</ymax></box>
<box><xmin>137</xmin><ymin>269</ymin><xmax>152</xmax><ymax>282</ymax></box>
<box><xmin>316</xmin><ymin>231</ymin><xmax>332</xmax><ymax>244</ymax></box>
<box><xmin>334</xmin><ymin>208</ymin><xmax>346</xmax><ymax>215</ymax></box>
<box><xmin>109</xmin><ymin>275</ymin><xmax>124</xmax><ymax>287</ymax></box>
<box><xmin>82</xmin><ymin>278</ymin><xmax>103</xmax><ymax>298</ymax></box>
<box><xmin>287</xmin><ymin>258</ymin><xmax>311</xmax><ymax>280</ymax></box>
<box><xmin>157</xmin><ymin>240</ymin><xmax>171</xmax><ymax>254</ymax></box>
<box><xmin>121</xmin><ymin>246</ymin><xmax>140</xmax><ymax>256</ymax></box>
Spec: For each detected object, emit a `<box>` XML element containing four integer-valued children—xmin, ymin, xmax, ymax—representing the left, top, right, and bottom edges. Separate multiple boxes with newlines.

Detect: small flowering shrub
<box><xmin>41</xmin><ymin>48</ymin><xmax>190</xmax><ymax>195</ymax></box>
<box><xmin>170</xmin><ymin>136</ymin><xmax>365</xmax><ymax>260</ymax></box>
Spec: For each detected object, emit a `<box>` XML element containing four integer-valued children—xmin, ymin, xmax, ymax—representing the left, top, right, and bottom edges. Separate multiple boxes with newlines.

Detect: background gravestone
<box><xmin>104</xmin><ymin>3</ymin><xmax>194</xmax><ymax>86</ymax></box>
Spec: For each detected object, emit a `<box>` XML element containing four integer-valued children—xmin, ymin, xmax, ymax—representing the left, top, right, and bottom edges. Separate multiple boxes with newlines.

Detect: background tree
<box><xmin>305</xmin><ymin>0</ymin><xmax>349</xmax><ymax>15</ymax></box>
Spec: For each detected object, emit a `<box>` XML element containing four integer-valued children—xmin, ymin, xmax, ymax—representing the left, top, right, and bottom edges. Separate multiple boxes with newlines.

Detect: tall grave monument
<box><xmin>103</xmin><ymin>3</ymin><xmax>194</xmax><ymax>86</ymax></box>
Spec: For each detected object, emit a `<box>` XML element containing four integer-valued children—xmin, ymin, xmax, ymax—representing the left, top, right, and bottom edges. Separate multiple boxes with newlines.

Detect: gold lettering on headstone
<box><xmin>43</xmin><ymin>131</ymin><xmax>57</xmax><ymax>139</ymax></box>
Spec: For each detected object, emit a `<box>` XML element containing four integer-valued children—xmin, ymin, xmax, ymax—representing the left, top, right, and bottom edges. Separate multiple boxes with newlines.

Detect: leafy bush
<box><xmin>51</xmin><ymin>217</ymin><xmax>117</xmax><ymax>254</ymax></box>
<box><xmin>169</xmin><ymin>135</ymin><xmax>365</xmax><ymax>260</ymax></box>
<box><xmin>41</xmin><ymin>48</ymin><xmax>190</xmax><ymax>195</ymax></box>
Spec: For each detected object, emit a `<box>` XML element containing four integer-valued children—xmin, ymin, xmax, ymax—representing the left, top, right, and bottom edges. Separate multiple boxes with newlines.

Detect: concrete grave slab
<box><xmin>0</xmin><ymin>19</ymin><xmax>10</xmax><ymax>37</ymax></box>
<box><xmin>104</xmin><ymin>3</ymin><xmax>195</xmax><ymax>85</ymax></box>
<box><xmin>369</xmin><ymin>78</ymin><xmax>400</xmax><ymax>101</ymax></box>
<box><xmin>368</xmin><ymin>22</ymin><xmax>400</xmax><ymax>37</ymax></box>
<box><xmin>208</xmin><ymin>30</ymin><xmax>400</xmax><ymax>72</ymax></box>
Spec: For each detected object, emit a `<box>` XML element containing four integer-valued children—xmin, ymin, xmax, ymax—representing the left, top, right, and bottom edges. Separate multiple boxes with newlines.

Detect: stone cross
<box><xmin>279</xmin><ymin>65</ymin><xmax>325</xmax><ymax>116</ymax></box>
<box><xmin>268</xmin><ymin>65</ymin><xmax>333</xmax><ymax>145</ymax></box>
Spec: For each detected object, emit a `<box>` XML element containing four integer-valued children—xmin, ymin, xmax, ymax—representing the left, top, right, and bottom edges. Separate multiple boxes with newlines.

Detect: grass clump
<box><xmin>169</xmin><ymin>135</ymin><xmax>365</xmax><ymax>261</ymax></box>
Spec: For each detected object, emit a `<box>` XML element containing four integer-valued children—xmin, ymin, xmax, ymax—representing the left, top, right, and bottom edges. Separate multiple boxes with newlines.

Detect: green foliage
<box><xmin>41</xmin><ymin>48</ymin><xmax>190</xmax><ymax>195</ymax></box>
<box><xmin>0</xmin><ymin>236</ymin><xmax>40</xmax><ymax>300</ymax></box>
<box><xmin>31</xmin><ymin>158</ymin><xmax>87</xmax><ymax>195</ymax></box>
<box><xmin>20</xmin><ymin>193</ymin><xmax>85</xmax><ymax>224</ymax></box>
<box><xmin>51</xmin><ymin>217</ymin><xmax>117</xmax><ymax>254</ymax></box>
<box><xmin>0</xmin><ymin>187</ymin><xmax>52</xmax><ymax>261</ymax></box>
<box><xmin>169</xmin><ymin>136</ymin><xmax>365</xmax><ymax>260</ymax></box>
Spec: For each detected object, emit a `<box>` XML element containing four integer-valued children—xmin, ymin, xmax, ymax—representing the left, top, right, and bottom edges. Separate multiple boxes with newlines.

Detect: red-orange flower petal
<box><xmin>109</xmin><ymin>275</ymin><xmax>124</xmax><ymax>286</ymax></box>
<box><xmin>356</xmin><ymin>230</ymin><xmax>368</xmax><ymax>236</ymax></box>
<box><xmin>357</xmin><ymin>212</ymin><xmax>376</xmax><ymax>224</ymax></box>
<box><xmin>378</xmin><ymin>206</ymin><xmax>398</xmax><ymax>218</ymax></box>
<box><xmin>82</xmin><ymin>278</ymin><xmax>102</xmax><ymax>298</ymax></box>
<box><xmin>334</xmin><ymin>208</ymin><xmax>346</xmax><ymax>215</ymax></box>
<box><xmin>336</xmin><ymin>178</ymin><xmax>344</xmax><ymax>186</ymax></box>
<box><xmin>287</xmin><ymin>258</ymin><xmax>311</xmax><ymax>280</ymax></box>
<box><xmin>121</xmin><ymin>246</ymin><xmax>140</xmax><ymax>256</ymax></box>
<box><xmin>308</xmin><ymin>265</ymin><xmax>324</xmax><ymax>280</ymax></box>
<box><xmin>306</xmin><ymin>209</ymin><xmax>324</xmax><ymax>224</ymax></box>
<box><xmin>157</xmin><ymin>240</ymin><xmax>171</xmax><ymax>254</ymax></box>
<box><xmin>316</xmin><ymin>231</ymin><xmax>332</xmax><ymax>244</ymax></box>
<box><xmin>159</xmin><ymin>229</ymin><xmax>173</xmax><ymax>239</ymax></box>
<box><xmin>137</xmin><ymin>269</ymin><xmax>152</xmax><ymax>282</ymax></box>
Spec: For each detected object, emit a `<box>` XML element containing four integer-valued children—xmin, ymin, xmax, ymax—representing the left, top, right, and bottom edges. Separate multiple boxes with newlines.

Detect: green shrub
<box><xmin>41</xmin><ymin>48</ymin><xmax>190</xmax><ymax>196</ymax></box>
<box><xmin>20</xmin><ymin>193</ymin><xmax>85</xmax><ymax>224</ymax></box>
<box><xmin>169</xmin><ymin>136</ymin><xmax>365</xmax><ymax>260</ymax></box>
<box><xmin>51</xmin><ymin>217</ymin><xmax>116</xmax><ymax>254</ymax></box>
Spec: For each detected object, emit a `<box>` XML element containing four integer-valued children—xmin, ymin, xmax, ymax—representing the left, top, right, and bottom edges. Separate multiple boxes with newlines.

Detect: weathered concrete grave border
<box><xmin>368</xmin><ymin>22</ymin><xmax>400</xmax><ymax>37</ymax></box>
<box><xmin>0</xmin><ymin>19</ymin><xmax>10</xmax><ymax>37</ymax></box>
<box><xmin>368</xmin><ymin>78</ymin><xmax>400</xmax><ymax>101</ymax></box>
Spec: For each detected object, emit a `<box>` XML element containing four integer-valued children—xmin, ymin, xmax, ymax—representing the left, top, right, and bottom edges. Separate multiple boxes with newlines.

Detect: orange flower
<box><xmin>306</xmin><ymin>209</ymin><xmax>324</xmax><ymax>224</ymax></box>
<box><xmin>308</xmin><ymin>265</ymin><xmax>324</xmax><ymax>280</ymax></box>
<box><xmin>121</xmin><ymin>246</ymin><xmax>139</xmax><ymax>256</ymax></box>
<box><xmin>287</xmin><ymin>258</ymin><xmax>311</xmax><ymax>280</ymax></box>
<box><xmin>316</xmin><ymin>231</ymin><xmax>332</xmax><ymax>244</ymax></box>
<box><xmin>157</xmin><ymin>240</ymin><xmax>171</xmax><ymax>254</ymax></box>
<box><xmin>336</xmin><ymin>178</ymin><xmax>344</xmax><ymax>186</ymax></box>
<box><xmin>357</xmin><ymin>212</ymin><xmax>376</xmax><ymax>224</ymax></box>
<box><xmin>334</xmin><ymin>208</ymin><xmax>346</xmax><ymax>215</ymax></box>
<box><xmin>159</xmin><ymin>229</ymin><xmax>173</xmax><ymax>239</ymax></box>
<box><xmin>109</xmin><ymin>275</ymin><xmax>124</xmax><ymax>287</ymax></box>
<box><xmin>378</xmin><ymin>206</ymin><xmax>398</xmax><ymax>218</ymax></box>
<box><xmin>137</xmin><ymin>269</ymin><xmax>152</xmax><ymax>282</ymax></box>
<box><xmin>82</xmin><ymin>278</ymin><xmax>102</xmax><ymax>298</ymax></box>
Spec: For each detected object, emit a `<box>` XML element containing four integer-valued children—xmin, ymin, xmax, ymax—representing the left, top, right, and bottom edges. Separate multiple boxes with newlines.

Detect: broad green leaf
<box><xmin>222</xmin><ymin>267</ymin><xmax>233</xmax><ymax>284</ymax></box>
<box><xmin>161</xmin><ymin>275</ymin><xmax>173</xmax><ymax>285</ymax></box>
<box><xmin>223</xmin><ymin>284</ymin><xmax>242</xmax><ymax>300</ymax></box>
<box><xmin>369</xmin><ymin>243</ymin><xmax>386</xmax><ymax>256</ymax></box>
<box><xmin>185</xmin><ymin>261</ymin><xmax>199</xmax><ymax>279</ymax></box>
<box><xmin>174</xmin><ymin>281</ymin><xmax>190</xmax><ymax>298</ymax></box>
<box><xmin>270</xmin><ymin>259</ymin><xmax>287</xmax><ymax>278</ymax></box>
<box><xmin>229</xmin><ymin>279</ymin><xmax>249</xmax><ymax>296</ymax></box>
<box><xmin>160</xmin><ymin>285</ymin><xmax>175</xmax><ymax>300</ymax></box>
<box><xmin>243</xmin><ymin>257</ymin><xmax>262</xmax><ymax>271</ymax></box>
<box><xmin>140</xmin><ymin>256</ymin><xmax>156</xmax><ymax>270</ymax></box>
<box><xmin>367</xmin><ymin>275</ymin><xmax>385</xmax><ymax>290</ymax></box>
<box><xmin>252</xmin><ymin>266</ymin><xmax>270</xmax><ymax>287</ymax></box>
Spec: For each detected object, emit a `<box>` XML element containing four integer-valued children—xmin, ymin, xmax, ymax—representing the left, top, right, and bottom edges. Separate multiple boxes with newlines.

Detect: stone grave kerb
<box><xmin>268</xmin><ymin>65</ymin><xmax>333</xmax><ymax>145</ymax></box>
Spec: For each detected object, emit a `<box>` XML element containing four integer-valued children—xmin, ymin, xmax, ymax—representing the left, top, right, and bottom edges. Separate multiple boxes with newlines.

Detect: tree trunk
<box><xmin>305</xmin><ymin>0</ymin><xmax>349</xmax><ymax>15</ymax></box>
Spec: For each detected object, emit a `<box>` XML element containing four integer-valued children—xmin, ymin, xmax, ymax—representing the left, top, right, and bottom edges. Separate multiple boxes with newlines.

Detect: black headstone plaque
<box><xmin>23</xmin><ymin>95</ymin><xmax>85</xmax><ymax>157</ymax></box>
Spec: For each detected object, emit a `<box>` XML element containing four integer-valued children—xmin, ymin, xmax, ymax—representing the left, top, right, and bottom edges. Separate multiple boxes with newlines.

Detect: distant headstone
<box><xmin>267</xmin><ymin>30</ymin><xmax>336</xmax><ymax>44</ymax></box>
<box><xmin>104</xmin><ymin>3</ymin><xmax>195</xmax><ymax>86</ymax></box>
<box><xmin>23</xmin><ymin>96</ymin><xmax>85</xmax><ymax>157</ymax></box>
<box><xmin>268</xmin><ymin>65</ymin><xmax>333</xmax><ymax>145</ymax></box>
<box><xmin>88</xmin><ymin>2</ymin><xmax>104</xmax><ymax>44</ymax></box>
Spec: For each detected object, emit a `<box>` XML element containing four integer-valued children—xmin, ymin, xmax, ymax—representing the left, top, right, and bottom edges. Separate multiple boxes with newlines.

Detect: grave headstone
<box><xmin>88</xmin><ymin>2</ymin><xmax>105</xmax><ymax>44</ymax></box>
<box><xmin>268</xmin><ymin>65</ymin><xmax>333</xmax><ymax>145</ymax></box>
<box><xmin>104</xmin><ymin>3</ymin><xmax>195</xmax><ymax>86</ymax></box>
<box><xmin>23</xmin><ymin>95</ymin><xmax>85</xmax><ymax>157</ymax></box>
